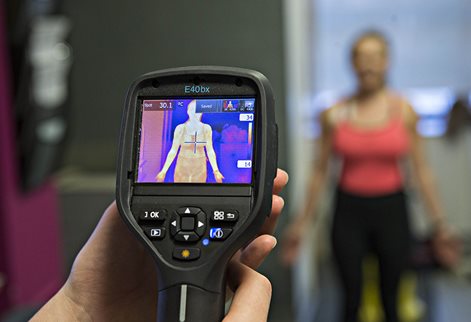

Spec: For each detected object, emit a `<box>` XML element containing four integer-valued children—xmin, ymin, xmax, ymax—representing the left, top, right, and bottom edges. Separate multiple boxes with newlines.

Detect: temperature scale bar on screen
<box><xmin>238</xmin><ymin>113</ymin><xmax>253</xmax><ymax>169</ymax></box>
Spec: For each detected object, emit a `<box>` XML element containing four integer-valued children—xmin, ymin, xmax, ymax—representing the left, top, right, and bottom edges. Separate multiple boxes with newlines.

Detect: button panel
<box><xmin>131</xmin><ymin>199</ymin><xmax>246</xmax><ymax>264</ymax></box>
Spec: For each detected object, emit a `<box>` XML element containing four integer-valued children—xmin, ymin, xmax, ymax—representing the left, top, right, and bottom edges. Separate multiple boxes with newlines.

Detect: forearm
<box><xmin>161</xmin><ymin>150</ymin><xmax>178</xmax><ymax>172</ymax></box>
<box><xmin>294</xmin><ymin>169</ymin><xmax>328</xmax><ymax>227</ymax></box>
<box><xmin>207</xmin><ymin>150</ymin><xmax>219</xmax><ymax>172</ymax></box>
<box><xmin>291</xmin><ymin>108</ymin><xmax>332</xmax><ymax>231</ymax></box>
<box><xmin>406</xmin><ymin>105</ymin><xmax>446</xmax><ymax>228</ymax></box>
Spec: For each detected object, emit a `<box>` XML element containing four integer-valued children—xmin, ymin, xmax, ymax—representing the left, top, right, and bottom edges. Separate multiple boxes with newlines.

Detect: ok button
<box><xmin>209</xmin><ymin>228</ymin><xmax>232</xmax><ymax>241</ymax></box>
<box><xmin>137</xmin><ymin>209</ymin><xmax>167</xmax><ymax>222</ymax></box>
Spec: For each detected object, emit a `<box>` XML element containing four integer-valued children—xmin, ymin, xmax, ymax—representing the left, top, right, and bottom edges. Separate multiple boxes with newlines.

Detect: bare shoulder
<box><xmin>174</xmin><ymin>124</ymin><xmax>184</xmax><ymax>135</ymax></box>
<box><xmin>321</xmin><ymin>99</ymin><xmax>350</xmax><ymax>130</ymax></box>
<box><xmin>394</xmin><ymin>95</ymin><xmax>418</xmax><ymax>130</ymax></box>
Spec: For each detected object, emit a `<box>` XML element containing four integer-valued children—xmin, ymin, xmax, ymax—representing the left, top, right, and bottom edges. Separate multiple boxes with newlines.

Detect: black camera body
<box><xmin>116</xmin><ymin>66</ymin><xmax>277</xmax><ymax>322</ymax></box>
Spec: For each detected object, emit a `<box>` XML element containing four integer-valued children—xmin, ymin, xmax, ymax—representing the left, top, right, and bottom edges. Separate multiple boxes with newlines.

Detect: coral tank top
<box><xmin>333</xmin><ymin>106</ymin><xmax>410</xmax><ymax>196</ymax></box>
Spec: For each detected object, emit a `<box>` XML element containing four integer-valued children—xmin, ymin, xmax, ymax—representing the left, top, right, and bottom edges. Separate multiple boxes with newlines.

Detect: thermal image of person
<box><xmin>282</xmin><ymin>31</ymin><xmax>460</xmax><ymax>322</ymax></box>
<box><xmin>155</xmin><ymin>100</ymin><xmax>224</xmax><ymax>183</ymax></box>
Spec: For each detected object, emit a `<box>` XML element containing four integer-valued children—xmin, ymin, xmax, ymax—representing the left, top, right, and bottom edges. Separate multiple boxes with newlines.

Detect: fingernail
<box><xmin>278</xmin><ymin>196</ymin><xmax>285</xmax><ymax>207</ymax></box>
<box><xmin>272</xmin><ymin>237</ymin><xmax>278</xmax><ymax>249</ymax></box>
<box><xmin>283</xmin><ymin>170</ymin><xmax>289</xmax><ymax>183</ymax></box>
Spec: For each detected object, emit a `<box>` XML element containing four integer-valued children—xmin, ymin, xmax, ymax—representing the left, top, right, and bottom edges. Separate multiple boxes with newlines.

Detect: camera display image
<box><xmin>137</xmin><ymin>97</ymin><xmax>255</xmax><ymax>184</ymax></box>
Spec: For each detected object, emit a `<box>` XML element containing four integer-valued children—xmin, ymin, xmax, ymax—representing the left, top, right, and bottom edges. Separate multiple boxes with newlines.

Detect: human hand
<box><xmin>214</xmin><ymin>170</ymin><xmax>225</xmax><ymax>183</ymax></box>
<box><xmin>32</xmin><ymin>169</ymin><xmax>288</xmax><ymax>322</ymax></box>
<box><xmin>433</xmin><ymin>223</ymin><xmax>462</xmax><ymax>269</ymax></box>
<box><xmin>155</xmin><ymin>170</ymin><xmax>166</xmax><ymax>182</ymax></box>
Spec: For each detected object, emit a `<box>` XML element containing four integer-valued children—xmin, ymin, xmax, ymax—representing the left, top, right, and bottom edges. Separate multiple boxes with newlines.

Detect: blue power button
<box><xmin>209</xmin><ymin>227</ymin><xmax>232</xmax><ymax>240</ymax></box>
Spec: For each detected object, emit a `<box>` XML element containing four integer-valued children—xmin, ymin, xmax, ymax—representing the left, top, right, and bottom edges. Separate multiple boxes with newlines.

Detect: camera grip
<box><xmin>157</xmin><ymin>284</ymin><xmax>225</xmax><ymax>322</ymax></box>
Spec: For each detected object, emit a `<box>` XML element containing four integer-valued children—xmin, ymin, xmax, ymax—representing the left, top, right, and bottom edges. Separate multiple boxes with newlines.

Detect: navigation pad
<box><xmin>171</xmin><ymin>207</ymin><xmax>207</xmax><ymax>239</ymax></box>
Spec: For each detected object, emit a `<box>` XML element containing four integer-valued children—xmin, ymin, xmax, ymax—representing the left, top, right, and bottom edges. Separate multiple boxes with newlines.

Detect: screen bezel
<box><xmin>133</xmin><ymin>95</ymin><xmax>258</xmax><ymax>187</ymax></box>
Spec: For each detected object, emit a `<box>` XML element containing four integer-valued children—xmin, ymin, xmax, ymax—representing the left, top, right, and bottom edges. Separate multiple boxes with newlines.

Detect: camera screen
<box><xmin>136</xmin><ymin>97</ymin><xmax>255</xmax><ymax>184</ymax></box>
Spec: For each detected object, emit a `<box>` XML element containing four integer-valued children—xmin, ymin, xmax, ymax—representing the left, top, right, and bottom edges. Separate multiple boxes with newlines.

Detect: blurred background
<box><xmin>1</xmin><ymin>0</ymin><xmax>470</xmax><ymax>321</ymax></box>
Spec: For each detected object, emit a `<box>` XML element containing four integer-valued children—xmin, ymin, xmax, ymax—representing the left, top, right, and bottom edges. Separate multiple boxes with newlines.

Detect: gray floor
<box><xmin>426</xmin><ymin>273</ymin><xmax>471</xmax><ymax>322</ymax></box>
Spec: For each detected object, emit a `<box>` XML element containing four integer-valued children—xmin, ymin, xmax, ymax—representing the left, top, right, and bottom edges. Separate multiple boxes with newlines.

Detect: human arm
<box><xmin>281</xmin><ymin>109</ymin><xmax>333</xmax><ymax>265</ymax></box>
<box><xmin>32</xmin><ymin>169</ymin><xmax>289</xmax><ymax>322</ymax></box>
<box><xmin>404</xmin><ymin>103</ymin><xmax>447</xmax><ymax>229</ymax></box>
<box><xmin>404</xmin><ymin>103</ymin><xmax>461</xmax><ymax>267</ymax></box>
<box><xmin>156</xmin><ymin>124</ymin><xmax>183</xmax><ymax>182</ymax></box>
<box><xmin>204</xmin><ymin>124</ymin><xmax>224</xmax><ymax>183</ymax></box>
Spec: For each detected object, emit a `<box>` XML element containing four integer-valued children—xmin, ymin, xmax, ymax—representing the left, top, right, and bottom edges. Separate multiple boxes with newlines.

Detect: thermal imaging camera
<box><xmin>116</xmin><ymin>66</ymin><xmax>277</xmax><ymax>322</ymax></box>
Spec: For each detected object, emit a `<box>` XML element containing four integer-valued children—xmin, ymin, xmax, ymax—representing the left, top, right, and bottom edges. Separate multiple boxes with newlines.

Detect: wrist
<box><xmin>32</xmin><ymin>287</ymin><xmax>91</xmax><ymax>321</ymax></box>
<box><xmin>431</xmin><ymin>215</ymin><xmax>446</xmax><ymax>228</ymax></box>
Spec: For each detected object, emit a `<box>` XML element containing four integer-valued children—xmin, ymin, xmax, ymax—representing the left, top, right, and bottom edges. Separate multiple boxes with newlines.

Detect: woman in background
<box><xmin>282</xmin><ymin>31</ymin><xmax>457</xmax><ymax>322</ymax></box>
